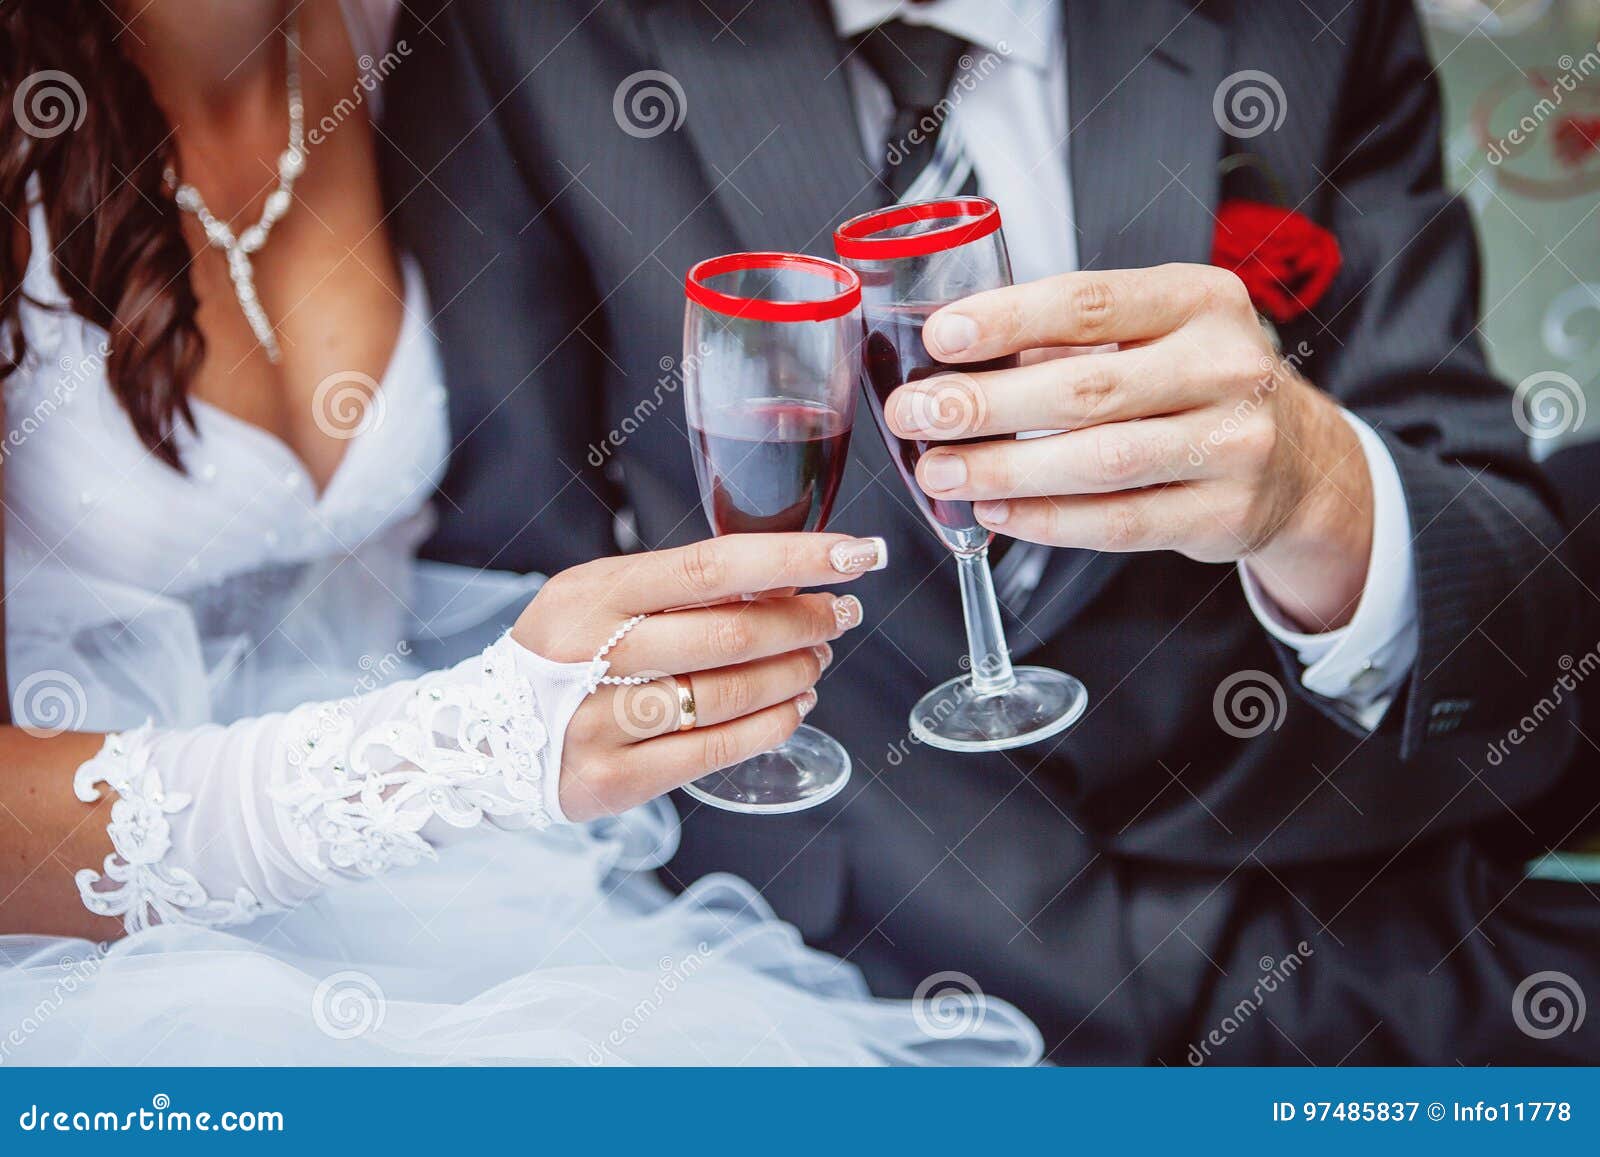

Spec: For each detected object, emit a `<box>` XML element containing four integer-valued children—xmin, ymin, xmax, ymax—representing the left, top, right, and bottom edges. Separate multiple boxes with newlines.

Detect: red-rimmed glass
<box><xmin>834</xmin><ymin>198</ymin><xmax>1087</xmax><ymax>753</ymax></box>
<box><xmin>680</xmin><ymin>252</ymin><xmax>860</xmax><ymax>813</ymax></box>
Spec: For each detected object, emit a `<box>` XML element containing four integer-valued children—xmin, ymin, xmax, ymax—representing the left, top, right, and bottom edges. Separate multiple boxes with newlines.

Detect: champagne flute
<box><xmin>834</xmin><ymin>198</ymin><xmax>1088</xmax><ymax>752</ymax></box>
<box><xmin>681</xmin><ymin>251</ymin><xmax>861</xmax><ymax>812</ymax></box>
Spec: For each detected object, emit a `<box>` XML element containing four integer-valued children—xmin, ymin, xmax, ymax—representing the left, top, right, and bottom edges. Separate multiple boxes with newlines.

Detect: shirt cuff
<box><xmin>1238</xmin><ymin>410</ymin><xmax>1419</xmax><ymax>730</ymax></box>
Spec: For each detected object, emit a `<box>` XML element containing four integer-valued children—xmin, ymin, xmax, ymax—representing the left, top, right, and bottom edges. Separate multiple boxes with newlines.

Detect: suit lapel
<box><xmin>639</xmin><ymin>0</ymin><xmax>880</xmax><ymax>256</ymax></box>
<box><xmin>638</xmin><ymin>0</ymin><xmax>957</xmax><ymax>582</ymax></box>
<box><xmin>1021</xmin><ymin>0</ymin><xmax>1230</xmax><ymax>644</ymax></box>
<box><xmin>1068</xmin><ymin>0</ymin><xmax>1229</xmax><ymax>270</ymax></box>
<box><xmin>639</xmin><ymin>0</ymin><xmax>1234</xmax><ymax>646</ymax></box>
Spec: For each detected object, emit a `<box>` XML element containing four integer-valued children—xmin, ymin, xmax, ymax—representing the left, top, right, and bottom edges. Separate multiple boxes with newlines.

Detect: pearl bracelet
<box><xmin>583</xmin><ymin>614</ymin><xmax>652</xmax><ymax>693</ymax></box>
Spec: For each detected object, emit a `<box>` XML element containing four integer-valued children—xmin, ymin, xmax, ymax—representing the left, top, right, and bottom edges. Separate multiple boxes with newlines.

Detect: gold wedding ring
<box><xmin>673</xmin><ymin>675</ymin><xmax>698</xmax><ymax>732</ymax></box>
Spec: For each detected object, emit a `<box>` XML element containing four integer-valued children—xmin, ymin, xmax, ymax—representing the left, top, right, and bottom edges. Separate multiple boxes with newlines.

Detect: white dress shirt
<box><xmin>830</xmin><ymin>0</ymin><xmax>1419</xmax><ymax>726</ymax></box>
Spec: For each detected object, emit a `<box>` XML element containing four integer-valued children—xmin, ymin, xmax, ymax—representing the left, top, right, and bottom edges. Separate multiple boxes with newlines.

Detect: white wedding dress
<box><xmin>0</xmin><ymin>144</ymin><xmax>1041</xmax><ymax>1064</ymax></box>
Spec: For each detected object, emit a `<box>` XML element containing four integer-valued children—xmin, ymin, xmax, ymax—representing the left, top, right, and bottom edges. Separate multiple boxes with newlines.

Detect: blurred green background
<box><xmin>1420</xmin><ymin>0</ymin><xmax>1600</xmax><ymax>450</ymax></box>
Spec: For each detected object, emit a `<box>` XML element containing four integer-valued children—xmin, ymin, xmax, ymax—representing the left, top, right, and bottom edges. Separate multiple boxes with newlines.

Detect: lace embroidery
<box><xmin>273</xmin><ymin>634</ymin><xmax>553</xmax><ymax>879</ymax></box>
<box><xmin>74</xmin><ymin>636</ymin><xmax>555</xmax><ymax>935</ymax></box>
<box><xmin>74</xmin><ymin>726</ymin><xmax>267</xmax><ymax>933</ymax></box>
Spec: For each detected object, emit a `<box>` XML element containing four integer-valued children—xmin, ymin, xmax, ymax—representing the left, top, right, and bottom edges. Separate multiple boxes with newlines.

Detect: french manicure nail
<box><xmin>921</xmin><ymin>454</ymin><xmax>967</xmax><ymax>491</ymax></box>
<box><xmin>795</xmin><ymin>689</ymin><xmax>819</xmax><ymax>718</ymax></box>
<box><xmin>813</xmin><ymin>643</ymin><xmax>834</xmax><ymax>670</ymax></box>
<box><xmin>833</xmin><ymin>594</ymin><xmax>863</xmax><ymax>631</ymax></box>
<box><xmin>927</xmin><ymin>312</ymin><xmax>978</xmax><ymax>356</ymax></box>
<box><xmin>829</xmin><ymin>536</ymin><xmax>889</xmax><ymax>574</ymax></box>
<box><xmin>975</xmin><ymin>500</ymin><xmax>1010</xmax><ymax>525</ymax></box>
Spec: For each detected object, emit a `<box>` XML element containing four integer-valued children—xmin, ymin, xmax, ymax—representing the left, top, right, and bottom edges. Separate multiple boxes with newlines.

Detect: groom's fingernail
<box><xmin>926</xmin><ymin>312</ymin><xmax>978</xmax><ymax>357</ymax></box>
<box><xmin>829</xmin><ymin>536</ymin><xmax>888</xmax><ymax>574</ymax></box>
<box><xmin>920</xmin><ymin>454</ymin><xmax>967</xmax><ymax>491</ymax></box>
<box><xmin>975</xmin><ymin>500</ymin><xmax>1010</xmax><ymax>526</ymax></box>
<box><xmin>893</xmin><ymin>391</ymin><xmax>927</xmax><ymax>435</ymax></box>
<box><xmin>833</xmin><ymin>595</ymin><xmax>863</xmax><ymax>631</ymax></box>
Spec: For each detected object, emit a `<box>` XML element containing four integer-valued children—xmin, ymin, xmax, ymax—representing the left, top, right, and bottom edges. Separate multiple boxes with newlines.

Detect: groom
<box><xmin>384</xmin><ymin>0</ymin><xmax>1597</xmax><ymax>1061</ymax></box>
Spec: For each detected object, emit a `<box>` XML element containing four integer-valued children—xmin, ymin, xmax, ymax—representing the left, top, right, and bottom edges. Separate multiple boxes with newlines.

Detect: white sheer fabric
<box><xmin>0</xmin><ymin>181</ymin><xmax>1042</xmax><ymax>1065</ymax></box>
<box><xmin>72</xmin><ymin>635</ymin><xmax>591</xmax><ymax>934</ymax></box>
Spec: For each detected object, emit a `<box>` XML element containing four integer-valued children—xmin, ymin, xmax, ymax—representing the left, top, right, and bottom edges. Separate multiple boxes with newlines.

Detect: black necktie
<box><xmin>853</xmin><ymin>20</ymin><xmax>980</xmax><ymax>202</ymax></box>
<box><xmin>854</xmin><ymin>21</ymin><xmax>1042</xmax><ymax>596</ymax></box>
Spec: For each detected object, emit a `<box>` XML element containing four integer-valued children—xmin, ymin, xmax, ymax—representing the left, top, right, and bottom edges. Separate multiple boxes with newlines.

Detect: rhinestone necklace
<box><xmin>163</xmin><ymin>14</ymin><xmax>305</xmax><ymax>364</ymax></box>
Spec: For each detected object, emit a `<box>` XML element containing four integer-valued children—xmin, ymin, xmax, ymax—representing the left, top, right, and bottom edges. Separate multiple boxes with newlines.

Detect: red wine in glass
<box><xmin>680</xmin><ymin>249</ymin><xmax>862</xmax><ymax>814</ymax></box>
<box><xmin>834</xmin><ymin>196</ymin><xmax>1087</xmax><ymax>753</ymax></box>
<box><xmin>691</xmin><ymin>399</ymin><xmax>851</xmax><ymax>535</ymax></box>
<box><xmin>862</xmin><ymin>306</ymin><xmax>1018</xmax><ymax>552</ymax></box>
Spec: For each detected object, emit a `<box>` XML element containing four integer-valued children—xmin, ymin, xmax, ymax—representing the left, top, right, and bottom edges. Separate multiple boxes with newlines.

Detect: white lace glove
<box><xmin>73</xmin><ymin>635</ymin><xmax>595</xmax><ymax>934</ymax></box>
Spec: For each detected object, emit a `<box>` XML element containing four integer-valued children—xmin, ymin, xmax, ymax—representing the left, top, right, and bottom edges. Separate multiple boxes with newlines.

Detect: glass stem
<box><xmin>956</xmin><ymin>548</ymin><xmax>1016</xmax><ymax>696</ymax></box>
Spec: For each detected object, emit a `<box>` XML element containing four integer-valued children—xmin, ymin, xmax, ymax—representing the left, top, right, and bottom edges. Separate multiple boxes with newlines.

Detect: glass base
<box><xmin>909</xmin><ymin>666</ymin><xmax>1088</xmax><ymax>753</ymax></box>
<box><xmin>680</xmin><ymin>724</ymin><xmax>852</xmax><ymax>814</ymax></box>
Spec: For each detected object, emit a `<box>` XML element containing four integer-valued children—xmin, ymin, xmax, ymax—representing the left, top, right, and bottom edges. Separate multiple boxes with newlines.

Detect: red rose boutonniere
<box><xmin>1210</xmin><ymin>199</ymin><xmax>1342</xmax><ymax>325</ymax></box>
<box><xmin>1553</xmin><ymin>116</ymin><xmax>1600</xmax><ymax>169</ymax></box>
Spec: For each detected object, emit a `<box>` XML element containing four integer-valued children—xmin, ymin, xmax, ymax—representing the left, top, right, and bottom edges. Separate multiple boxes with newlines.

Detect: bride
<box><xmin>0</xmin><ymin>0</ymin><xmax>1040</xmax><ymax>1064</ymax></box>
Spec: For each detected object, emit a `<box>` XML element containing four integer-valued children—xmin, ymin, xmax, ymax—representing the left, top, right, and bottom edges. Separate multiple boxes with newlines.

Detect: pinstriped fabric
<box><xmin>641</xmin><ymin>1</ymin><xmax>880</xmax><ymax>256</ymax></box>
<box><xmin>851</xmin><ymin>17</ymin><xmax>978</xmax><ymax>202</ymax></box>
<box><xmin>1064</xmin><ymin>0</ymin><xmax>1227</xmax><ymax>271</ymax></box>
<box><xmin>389</xmin><ymin>0</ymin><xmax>1581</xmax><ymax>877</ymax></box>
<box><xmin>385</xmin><ymin>0</ymin><xmax>1596</xmax><ymax>1058</ymax></box>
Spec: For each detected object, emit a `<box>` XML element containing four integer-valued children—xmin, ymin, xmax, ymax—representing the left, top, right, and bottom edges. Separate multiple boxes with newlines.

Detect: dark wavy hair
<box><xmin>1</xmin><ymin>0</ymin><xmax>203</xmax><ymax>469</ymax></box>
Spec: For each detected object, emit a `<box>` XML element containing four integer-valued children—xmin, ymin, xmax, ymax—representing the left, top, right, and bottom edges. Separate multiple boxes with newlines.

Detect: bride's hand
<box><xmin>514</xmin><ymin>533</ymin><xmax>886</xmax><ymax>821</ymax></box>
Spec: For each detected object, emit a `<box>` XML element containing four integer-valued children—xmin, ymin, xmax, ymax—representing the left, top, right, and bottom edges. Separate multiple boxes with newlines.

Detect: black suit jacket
<box><xmin>382</xmin><ymin>0</ymin><xmax>1590</xmax><ymax>1059</ymax></box>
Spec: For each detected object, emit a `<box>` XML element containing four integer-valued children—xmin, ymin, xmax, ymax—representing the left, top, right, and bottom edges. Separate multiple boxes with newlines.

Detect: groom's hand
<box><xmin>887</xmin><ymin>264</ymin><xmax>1373</xmax><ymax>632</ymax></box>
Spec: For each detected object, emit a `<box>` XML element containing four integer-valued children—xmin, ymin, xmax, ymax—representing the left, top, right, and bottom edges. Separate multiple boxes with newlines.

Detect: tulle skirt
<box><xmin>1</xmin><ymin>543</ymin><xmax>1040</xmax><ymax>1065</ymax></box>
<box><xmin>0</xmin><ymin>801</ymin><xmax>1041</xmax><ymax>1065</ymax></box>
